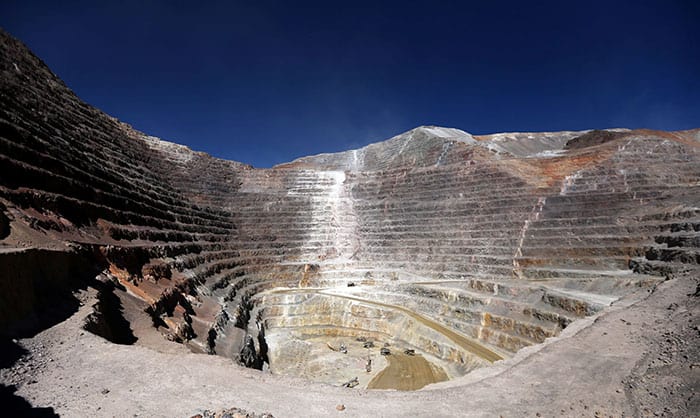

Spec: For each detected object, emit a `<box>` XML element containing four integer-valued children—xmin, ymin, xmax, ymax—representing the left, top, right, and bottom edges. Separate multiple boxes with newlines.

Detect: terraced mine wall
<box><xmin>1</xmin><ymin>29</ymin><xmax>699</xmax><ymax>389</ymax></box>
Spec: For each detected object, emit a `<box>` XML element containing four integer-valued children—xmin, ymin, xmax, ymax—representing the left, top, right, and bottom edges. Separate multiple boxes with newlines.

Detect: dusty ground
<box><xmin>367</xmin><ymin>352</ymin><xmax>448</xmax><ymax>390</ymax></box>
<box><xmin>266</xmin><ymin>334</ymin><xmax>390</xmax><ymax>389</ymax></box>
<box><xmin>1</xmin><ymin>275</ymin><xmax>698</xmax><ymax>417</ymax></box>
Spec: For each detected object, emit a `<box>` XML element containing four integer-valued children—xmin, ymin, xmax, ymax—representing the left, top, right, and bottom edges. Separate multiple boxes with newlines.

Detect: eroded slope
<box><xmin>1</xmin><ymin>28</ymin><xmax>699</xmax><ymax>415</ymax></box>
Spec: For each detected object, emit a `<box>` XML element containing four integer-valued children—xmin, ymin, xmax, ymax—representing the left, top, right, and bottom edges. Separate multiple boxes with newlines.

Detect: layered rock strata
<box><xmin>1</xmin><ymin>28</ymin><xmax>699</xmax><ymax>393</ymax></box>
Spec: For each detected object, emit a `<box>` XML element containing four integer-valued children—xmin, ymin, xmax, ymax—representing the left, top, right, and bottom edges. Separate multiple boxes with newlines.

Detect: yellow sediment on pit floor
<box><xmin>367</xmin><ymin>352</ymin><xmax>448</xmax><ymax>390</ymax></box>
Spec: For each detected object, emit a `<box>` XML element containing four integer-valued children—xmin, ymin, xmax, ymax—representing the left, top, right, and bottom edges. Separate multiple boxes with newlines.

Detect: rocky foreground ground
<box><xmin>1</xmin><ymin>272</ymin><xmax>697</xmax><ymax>417</ymax></box>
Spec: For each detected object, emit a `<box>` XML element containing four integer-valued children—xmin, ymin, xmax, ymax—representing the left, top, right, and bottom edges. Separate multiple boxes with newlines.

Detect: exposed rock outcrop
<box><xmin>0</xmin><ymin>27</ymin><xmax>699</xmax><ymax>414</ymax></box>
<box><xmin>564</xmin><ymin>129</ymin><xmax>631</xmax><ymax>150</ymax></box>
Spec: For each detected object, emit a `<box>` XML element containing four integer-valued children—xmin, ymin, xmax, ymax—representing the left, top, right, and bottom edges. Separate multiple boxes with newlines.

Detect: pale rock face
<box><xmin>474</xmin><ymin>130</ymin><xmax>585</xmax><ymax>157</ymax></box>
<box><xmin>417</xmin><ymin>126</ymin><xmax>474</xmax><ymax>141</ymax></box>
<box><xmin>407</xmin><ymin>125</ymin><xmax>477</xmax><ymax>144</ymax></box>
<box><xmin>281</xmin><ymin>125</ymin><xmax>476</xmax><ymax>170</ymax></box>
<box><xmin>141</xmin><ymin>134</ymin><xmax>195</xmax><ymax>164</ymax></box>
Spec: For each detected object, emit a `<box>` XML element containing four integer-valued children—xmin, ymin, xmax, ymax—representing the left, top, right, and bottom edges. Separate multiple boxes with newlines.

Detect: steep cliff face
<box><xmin>1</xmin><ymin>27</ymin><xmax>699</xmax><ymax>393</ymax></box>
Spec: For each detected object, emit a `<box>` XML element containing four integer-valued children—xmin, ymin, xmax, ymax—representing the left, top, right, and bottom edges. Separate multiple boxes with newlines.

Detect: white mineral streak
<box><xmin>532</xmin><ymin>149</ymin><xmax>566</xmax><ymax>158</ymax></box>
<box><xmin>328</xmin><ymin>171</ymin><xmax>358</xmax><ymax>260</ymax></box>
<box><xmin>351</xmin><ymin>148</ymin><xmax>365</xmax><ymax>171</ymax></box>
<box><xmin>396</xmin><ymin>129</ymin><xmax>415</xmax><ymax>156</ymax></box>
<box><xmin>512</xmin><ymin>197</ymin><xmax>546</xmax><ymax>278</ymax></box>
<box><xmin>297</xmin><ymin>170</ymin><xmax>358</xmax><ymax>260</ymax></box>
<box><xmin>435</xmin><ymin>141</ymin><xmax>453</xmax><ymax>166</ymax></box>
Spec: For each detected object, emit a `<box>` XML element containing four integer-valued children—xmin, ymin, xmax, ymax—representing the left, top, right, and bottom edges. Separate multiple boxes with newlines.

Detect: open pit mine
<box><xmin>1</xmin><ymin>30</ymin><xmax>699</xmax><ymax>417</ymax></box>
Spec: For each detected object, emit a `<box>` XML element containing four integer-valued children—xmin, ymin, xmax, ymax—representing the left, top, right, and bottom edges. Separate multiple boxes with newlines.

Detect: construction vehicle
<box><xmin>342</xmin><ymin>377</ymin><xmax>359</xmax><ymax>388</ymax></box>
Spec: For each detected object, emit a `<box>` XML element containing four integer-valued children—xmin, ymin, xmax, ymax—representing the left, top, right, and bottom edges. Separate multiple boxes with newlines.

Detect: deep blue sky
<box><xmin>2</xmin><ymin>1</ymin><xmax>698</xmax><ymax>167</ymax></box>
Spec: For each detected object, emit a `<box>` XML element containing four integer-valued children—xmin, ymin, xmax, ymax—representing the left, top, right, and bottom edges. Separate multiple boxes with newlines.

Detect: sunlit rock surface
<box><xmin>1</xmin><ymin>26</ymin><xmax>699</xmax><ymax>402</ymax></box>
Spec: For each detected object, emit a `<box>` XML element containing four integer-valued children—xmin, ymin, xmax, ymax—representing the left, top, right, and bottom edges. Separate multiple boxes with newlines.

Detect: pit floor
<box><xmin>266</xmin><ymin>334</ymin><xmax>449</xmax><ymax>390</ymax></box>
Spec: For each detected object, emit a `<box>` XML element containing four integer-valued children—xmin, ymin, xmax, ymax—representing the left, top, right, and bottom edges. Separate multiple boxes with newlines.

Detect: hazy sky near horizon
<box><xmin>2</xmin><ymin>0</ymin><xmax>698</xmax><ymax>167</ymax></box>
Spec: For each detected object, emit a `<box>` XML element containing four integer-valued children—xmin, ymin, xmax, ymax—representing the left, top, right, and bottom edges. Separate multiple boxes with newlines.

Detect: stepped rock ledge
<box><xmin>0</xmin><ymin>29</ymin><xmax>698</xmax><ymax>417</ymax></box>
